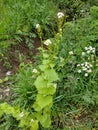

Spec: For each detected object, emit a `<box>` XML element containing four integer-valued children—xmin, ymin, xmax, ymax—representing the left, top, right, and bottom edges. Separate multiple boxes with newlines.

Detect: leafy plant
<box><xmin>0</xmin><ymin>103</ymin><xmax>38</xmax><ymax>130</ymax></box>
<box><xmin>0</xmin><ymin>0</ymin><xmax>58</xmax><ymax>53</ymax></box>
<box><xmin>33</xmin><ymin>52</ymin><xmax>59</xmax><ymax>128</ymax></box>
<box><xmin>0</xmin><ymin>11</ymin><xmax>63</xmax><ymax>129</ymax></box>
<box><xmin>12</xmin><ymin>63</ymin><xmax>37</xmax><ymax>111</ymax></box>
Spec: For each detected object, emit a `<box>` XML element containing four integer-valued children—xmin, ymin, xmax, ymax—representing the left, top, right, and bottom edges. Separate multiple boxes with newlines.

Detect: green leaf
<box><xmin>41</xmin><ymin>114</ymin><xmax>51</xmax><ymax>128</ymax></box>
<box><xmin>36</xmin><ymin>112</ymin><xmax>51</xmax><ymax>128</ymax></box>
<box><xmin>36</xmin><ymin>94</ymin><xmax>53</xmax><ymax>109</ymax></box>
<box><xmin>49</xmin><ymin>63</ymin><xmax>55</xmax><ymax>68</ymax></box>
<box><xmin>0</xmin><ymin>79</ymin><xmax>3</xmax><ymax>84</ymax></box>
<box><xmin>43</xmin><ymin>53</ymin><xmax>49</xmax><ymax>58</ymax></box>
<box><xmin>38</xmin><ymin>85</ymin><xmax>56</xmax><ymax>95</ymax></box>
<box><xmin>13</xmin><ymin>107</ymin><xmax>20</xmax><ymax>118</ymax></box>
<box><xmin>45</xmin><ymin>69</ymin><xmax>59</xmax><ymax>82</ymax></box>
<box><xmin>30</xmin><ymin>120</ymin><xmax>38</xmax><ymax>130</ymax></box>
<box><xmin>34</xmin><ymin>76</ymin><xmax>47</xmax><ymax>90</ymax></box>
<box><xmin>39</xmin><ymin>65</ymin><xmax>46</xmax><ymax>71</ymax></box>
<box><xmin>33</xmin><ymin>102</ymin><xmax>42</xmax><ymax>111</ymax></box>
<box><xmin>4</xmin><ymin>77</ymin><xmax>9</xmax><ymax>82</ymax></box>
<box><xmin>43</xmin><ymin>60</ymin><xmax>49</xmax><ymax>65</ymax></box>
<box><xmin>0</xmin><ymin>110</ymin><xmax>3</xmax><ymax>117</ymax></box>
<box><xmin>94</xmin><ymin>95</ymin><xmax>98</xmax><ymax>104</ymax></box>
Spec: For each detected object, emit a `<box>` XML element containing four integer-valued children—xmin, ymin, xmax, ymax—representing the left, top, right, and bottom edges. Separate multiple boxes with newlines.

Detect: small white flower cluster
<box><xmin>44</xmin><ymin>39</ymin><xmax>52</xmax><ymax>46</ymax></box>
<box><xmin>69</xmin><ymin>51</ymin><xmax>74</xmax><ymax>55</ymax></box>
<box><xmin>36</xmin><ymin>24</ymin><xmax>40</xmax><ymax>29</ymax></box>
<box><xmin>81</xmin><ymin>10</ymin><xmax>85</xmax><ymax>13</ymax></box>
<box><xmin>19</xmin><ymin>112</ymin><xmax>24</xmax><ymax>118</ymax></box>
<box><xmin>60</xmin><ymin>57</ymin><xmax>64</xmax><ymax>62</ymax></box>
<box><xmin>82</xmin><ymin>46</ymin><xmax>95</xmax><ymax>56</ymax></box>
<box><xmin>32</xmin><ymin>69</ymin><xmax>38</xmax><ymax>73</ymax></box>
<box><xmin>31</xmin><ymin>119</ymin><xmax>34</xmax><ymax>123</ymax></box>
<box><xmin>57</xmin><ymin>12</ymin><xmax>64</xmax><ymax>18</ymax></box>
<box><xmin>32</xmin><ymin>68</ymin><xmax>39</xmax><ymax>78</ymax></box>
<box><xmin>6</xmin><ymin>71</ymin><xmax>11</xmax><ymax>76</ymax></box>
<box><xmin>77</xmin><ymin>62</ymin><xmax>93</xmax><ymax>77</ymax></box>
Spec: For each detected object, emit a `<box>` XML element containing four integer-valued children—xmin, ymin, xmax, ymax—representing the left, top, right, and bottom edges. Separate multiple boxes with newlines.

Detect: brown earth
<box><xmin>0</xmin><ymin>38</ymin><xmax>41</xmax><ymax>79</ymax></box>
<box><xmin>0</xmin><ymin>38</ymin><xmax>41</xmax><ymax>100</ymax></box>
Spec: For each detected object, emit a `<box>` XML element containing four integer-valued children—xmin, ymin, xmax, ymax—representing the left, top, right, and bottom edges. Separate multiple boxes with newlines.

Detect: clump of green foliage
<box><xmin>0</xmin><ymin>0</ymin><xmax>58</xmax><ymax>53</ymax></box>
<box><xmin>51</xmin><ymin>6</ymin><xmax>98</xmax><ymax>129</ymax></box>
<box><xmin>53</xmin><ymin>0</ymin><xmax>98</xmax><ymax>21</ymax></box>
<box><xmin>0</xmin><ymin>11</ymin><xmax>64</xmax><ymax>129</ymax></box>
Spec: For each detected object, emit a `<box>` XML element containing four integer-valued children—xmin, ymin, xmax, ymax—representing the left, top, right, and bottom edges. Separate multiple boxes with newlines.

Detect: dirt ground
<box><xmin>0</xmin><ymin>38</ymin><xmax>41</xmax><ymax>100</ymax></box>
<box><xmin>0</xmin><ymin>38</ymin><xmax>41</xmax><ymax>79</ymax></box>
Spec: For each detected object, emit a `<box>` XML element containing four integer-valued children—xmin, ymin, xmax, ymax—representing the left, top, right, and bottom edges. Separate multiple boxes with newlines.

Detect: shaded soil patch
<box><xmin>0</xmin><ymin>62</ymin><xmax>8</xmax><ymax>79</ymax></box>
<box><xmin>0</xmin><ymin>38</ymin><xmax>41</xmax><ymax>101</ymax></box>
<box><xmin>0</xmin><ymin>38</ymin><xmax>41</xmax><ymax>78</ymax></box>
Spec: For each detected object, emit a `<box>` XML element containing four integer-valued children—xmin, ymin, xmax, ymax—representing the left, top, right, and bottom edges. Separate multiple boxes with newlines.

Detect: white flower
<box><xmin>89</xmin><ymin>46</ymin><xmax>93</xmax><ymax>50</ymax></box>
<box><xmin>84</xmin><ymin>73</ymin><xmax>88</xmax><ymax>77</ymax></box>
<box><xmin>84</xmin><ymin>46</ymin><xmax>95</xmax><ymax>54</ymax></box>
<box><xmin>69</xmin><ymin>51</ymin><xmax>74</xmax><ymax>55</ymax></box>
<box><xmin>77</xmin><ymin>70</ymin><xmax>82</xmax><ymax>73</ymax></box>
<box><xmin>77</xmin><ymin>64</ymin><xmax>80</xmax><ymax>67</ymax></box>
<box><xmin>32</xmin><ymin>69</ymin><xmax>38</xmax><ymax>73</ymax></box>
<box><xmin>6</xmin><ymin>71</ymin><xmax>11</xmax><ymax>76</ymax></box>
<box><xmin>81</xmin><ymin>10</ymin><xmax>85</xmax><ymax>13</ymax></box>
<box><xmin>19</xmin><ymin>112</ymin><xmax>24</xmax><ymax>118</ymax></box>
<box><xmin>82</xmin><ymin>52</ymin><xmax>85</xmax><ymax>56</ymax></box>
<box><xmin>84</xmin><ymin>62</ymin><xmax>88</xmax><ymax>67</ymax></box>
<box><xmin>44</xmin><ymin>39</ymin><xmax>52</xmax><ymax>46</ymax></box>
<box><xmin>87</xmin><ymin>50</ymin><xmax>90</xmax><ymax>54</ymax></box>
<box><xmin>88</xmin><ymin>57</ymin><xmax>90</xmax><ymax>60</ymax></box>
<box><xmin>36</xmin><ymin>24</ymin><xmax>40</xmax><ymax>29</ymax></box>
<box><xmin>86</xmin><ymin>65</ymin><xmax>90</xmax><ymax>69</ymax></box>
<box><xmin>84</xmin><ymin>62</ymin><xmax>88</xmax><ymax>65</ymax></box>
<box><xmin>81</xmin><ymin>63</ymin><xmax>84</xmax><ymax>66</ymax></box>
<box><xmin>31</xmin><ymin>119</ymin><xmax>34</xmax><ymax>123</ymax></box>
<box><xmin>85</xmin><ymin>47</ymin><xmax>88</xmax><ymax>50</ymax></box>
<box><xmin>87</xmin><ymin>69</ymin><xmax>92</xmax><ymax>73</ymax></box>
<box><xmin>84</xmin><ymin>62</ymin><xmax>91</xmax><ymax>68</ymax></box>
<box><xmin>89</xmin><ymin>64</ymin><xmax>93</xmax><ymax>67</ymax></box>
<box><xmin>57</xmin><ymin>12</ymin><xmax>64</xmax><ymax>18</ymax></box>
<box><xmin>92</xmin><ymin>48</ymin><xmax>95</xmax><ymax>53</ymax></box>
<box><xmin>82</xmin><ymin>67</ymin><xmax>87</xmax><ymax>71</ymax></box>
<box><xmin>59</xmin><ymin>28</ymin><xmax>62</xmax><ymax>32</ymax></box>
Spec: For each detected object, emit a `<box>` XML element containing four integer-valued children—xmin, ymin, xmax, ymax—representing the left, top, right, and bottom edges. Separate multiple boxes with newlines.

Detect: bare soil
<box><xmin>0</xmin><ymin>38</ymin><xmax>41</xmax><ymax>79</ymax></box>
<box><xmin>0</xmin><ymin>62</ymin><xmax>8</xmax><ymax>79</ymax></box>
<box><xmin>0</xmin><ymin>38</ymin><xmax>41</xmax><ymax>101</ymax></box>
